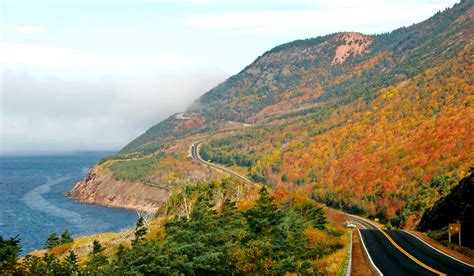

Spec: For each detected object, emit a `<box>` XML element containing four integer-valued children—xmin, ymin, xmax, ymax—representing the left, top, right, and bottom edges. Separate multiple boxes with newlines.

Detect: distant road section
<box><xmin>190</xmin><ymin>142</ymin><xmax>255</xmax><ymax>186</ymax></box>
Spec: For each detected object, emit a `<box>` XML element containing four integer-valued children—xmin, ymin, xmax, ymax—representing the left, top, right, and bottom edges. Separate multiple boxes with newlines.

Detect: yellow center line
<box><xmin>379</xmin><ymin>229</ymin><xmax>446</xmax><ymax>276</ymax></box>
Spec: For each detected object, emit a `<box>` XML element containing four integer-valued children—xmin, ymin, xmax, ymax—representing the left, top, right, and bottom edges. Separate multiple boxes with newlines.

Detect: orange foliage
<box><xmin>216</xmin><ymin>44</ymin><xmax>474</xmax><ymax>221</ymax></box>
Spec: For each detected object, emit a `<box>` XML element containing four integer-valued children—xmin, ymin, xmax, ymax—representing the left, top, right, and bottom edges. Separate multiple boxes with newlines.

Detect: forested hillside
<box><xmin>202</xmin><ymin>43</ymin><xmax>473</xmax><ymax>228</ymax></box>
<box><xmin>186</xmin><ymin>0</ymin><xmax>472</xmax><ymax>123</ymax></box>
<box><xmin>122</xmin><ymin>0</ymin><xmax>472</xmax><ymax>157</ymax></box>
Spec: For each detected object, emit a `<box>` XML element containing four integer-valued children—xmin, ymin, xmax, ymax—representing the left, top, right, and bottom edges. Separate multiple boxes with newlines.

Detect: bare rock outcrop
<box><xmin>67</xmin><ymin>166</ymin><xmax>170</xmax><ymax>212</ymax></box>
<box><xmin>332</xmin><ymin>32</ymin><xmax>372</xmax><ymax>64</ymax></box>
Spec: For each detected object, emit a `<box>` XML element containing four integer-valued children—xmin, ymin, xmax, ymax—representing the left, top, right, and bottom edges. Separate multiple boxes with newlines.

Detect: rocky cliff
<box><xmin>67</xmin><ymin>166</ymin><xmax>170</xmax><ymax>212</ymax></box>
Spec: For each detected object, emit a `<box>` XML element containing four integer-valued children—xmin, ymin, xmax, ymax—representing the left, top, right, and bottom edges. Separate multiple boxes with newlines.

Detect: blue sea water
<box><xmin>0</xmin><ymin>153</ymin><xmax>138</xmax><ymax>254</ymax></box>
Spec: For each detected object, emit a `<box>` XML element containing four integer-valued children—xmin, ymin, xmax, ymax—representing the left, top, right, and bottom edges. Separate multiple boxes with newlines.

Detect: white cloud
<box><xmin>0</xmin><ymin>68</ymin><xmax>227</xmax><ymax>155</ymax></box>
<box><xmin>0</xmin><ymin>41</ymin><xmax>210</xmax><ymax>75</ymax></box>
<box><xmin>184</xmin><ymin>2</ymin><xmax>454</xmax><ymax>35</ymax></box>
<box><xmin>0</xmin><ymin>42</ymin><xmax>86</xmax><ymax>67</ymax></box>
<box><xmin>2</xmin><ymin>25</ymin><xmax>48</xmax><ymax>34</ymax></box>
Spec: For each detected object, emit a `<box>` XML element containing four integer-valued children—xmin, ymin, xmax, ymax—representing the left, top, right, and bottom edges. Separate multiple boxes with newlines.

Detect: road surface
<box><xmin>190</xmin><ymin>142</ymin><xmax>255</xmax><ymax>186</ymax></box>
<box><xmin>349</xmin><ymin>215</ymin><xmax>474</xmax><ymax>275</ymax></box>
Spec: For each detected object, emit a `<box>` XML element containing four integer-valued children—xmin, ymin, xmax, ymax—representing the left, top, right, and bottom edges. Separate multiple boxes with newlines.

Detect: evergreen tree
<box><xmin>45</xmin><ymin>232</ymin><xmax>60</xmax><ymax>249</ymax></box>
<box><xmin>88</xmin><ymin>240</ymin><xmax>108</xmax><ymax>271</ymax></box>
<box><xmin>132</xmin><ymin>216</ymin><xmax>148</xmax><ymax>246</ymax></box>
<box><xmin>116</xmin><ymin>244</ymin><xmax>125</xmax><ymax>261</ymax></box>
<box><xmin>92</xmin><ymin>239</ymin><xmax>104</xmax><ymax>255</ymax></box>
<box><xmin>244</xmin><ymin>186</ymin><xmax>281</xmax><ymax>235</ymax></box>
<box><xmin>0</xmin><ymin>235</ymin><xmax>21</xmax><ymax>273</ymax></box>
<box><xmin>64</xmin><ymin>250</ymin><xmax>79</xmax><ymax>274</ymax></box>
<box><xmin>60</xmin><ymin>230</ymin><xmax>73</xmax><ymax>244</ymax></box>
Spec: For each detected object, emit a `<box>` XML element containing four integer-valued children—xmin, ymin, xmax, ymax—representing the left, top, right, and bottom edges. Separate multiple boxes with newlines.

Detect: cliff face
<box><xmin>67</xmin><ymin>166</ymin><xmax>170</xmax><ymax>212</ymax></box>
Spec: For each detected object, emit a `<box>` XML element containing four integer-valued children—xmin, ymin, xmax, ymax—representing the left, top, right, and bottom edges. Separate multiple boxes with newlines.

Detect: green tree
<box><xmin>64</xmin><ymin>250</ymin><xmax>79</xmax><ymax>274</ymax></box>
<box><xmin>244</xmin><ymin>186</ymin><xmax>281</xmax><ymax>235</ymax></box>
<box><xmin>45</xmin><ymin>232</ymin><xmax>60</xmax><ymax>249</ymax></box>
<box><xmin>92</xmin><ymin>239</ymin><xmax>103</xmax><ymax>255</ymax></box>
<box><xmin>116</xmin><ymin>244</ymin><xmax>125</xmax><ymax>261</ymax></box>
<box><xmin>0</xmin><ymin>235</ymin><xmax>21</xmax><ymax>273</ymax></box>
<box><xmin>60</xmin><ymin>230</ymin><xmax>73</xmax><ymax>244</ymax></box>
<box><xmin>132</xmin><ymin>216</ymin><xmax>148</xmax><ymax>246</ymax></box>
<box><xmin>87</xmin><ymin>240</ymin><xmax>108</xmax><ymax>271</ymax></box>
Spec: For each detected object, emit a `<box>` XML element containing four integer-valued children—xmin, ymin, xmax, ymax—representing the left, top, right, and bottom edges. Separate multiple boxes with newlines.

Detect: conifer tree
<box><xmin>60</xmin><ymin>230</ymin><xmax>73</xmax><ymax>244</ymax></box>
<box><xmin>88</xmin><ymin>240</ymin><xmax>108</xmax><ymax>271</ymax></box>
<box><xmin>45</xmin><ymin>232</ymin><xmax>60</xmax><ymax>249</ymax></box>
<box><xmin>92</xmin><ymin>240</ymin><xmax>103</xmax><ymax>255</ymax></box>
<box><xmin>0</xmin><ymin>235</ymin><xmax>21</xmax><ymax>273</ymax></box>
<box><xmin>244</xmin><ymin>186</ymin><xmax>281</xmax><ymax>235</ymax></box>
<box><xmin>65</xmin><ymin>250</ymin><xmax>79</xmax><ymax>274</ymax></box>
<box><xmin>132</xmin><ymin>216</ymin><xmax>148</xmax><ymax>246</ymax></box>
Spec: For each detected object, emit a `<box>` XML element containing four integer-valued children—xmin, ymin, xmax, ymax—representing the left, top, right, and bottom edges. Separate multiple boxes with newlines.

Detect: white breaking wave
<box><xmin>22</xmin><ymin>176</ymin><xmax>110</xmax><ymax>231</ymax></box>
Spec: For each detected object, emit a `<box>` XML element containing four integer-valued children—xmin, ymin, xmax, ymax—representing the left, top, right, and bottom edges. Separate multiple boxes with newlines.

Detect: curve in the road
<box><xmin>191</xmin><ymin>142</ymin><xmax>256</xmax><ymax>187</ymax></box>
<box><xmin>379</xmin><ymin>230</ymin><xmax>445</xmax><ymax>275</ymax></box>
<box><xmin>348</xmin><ymin>215</ymin><xmax>378</xmax><ymax>230</ymax></box>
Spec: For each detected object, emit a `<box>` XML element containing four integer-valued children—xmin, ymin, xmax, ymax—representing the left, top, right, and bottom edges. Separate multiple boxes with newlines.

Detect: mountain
<box><xmin>70</xmin><ymin>0</ymin><xmax>473</xmax><ymax>229</ymax></box>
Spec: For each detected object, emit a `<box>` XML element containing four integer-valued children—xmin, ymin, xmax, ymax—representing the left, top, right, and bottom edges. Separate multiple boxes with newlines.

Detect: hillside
<box><xmin>120</xmin><ymin>0</ymin><xmax>472</xmax><ymax>156</ymax></box>
<box><xmin>70</xmin><ymin>0</ymin><xmax>473</xmax><ymax>228</ymax></box>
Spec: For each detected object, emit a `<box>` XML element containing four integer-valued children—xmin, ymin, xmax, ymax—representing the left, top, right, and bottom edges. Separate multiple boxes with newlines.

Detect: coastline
<box><xmin>66</xmin><ymin>166</ymin><xmax>170</xmax><ymax>213</ymax></box>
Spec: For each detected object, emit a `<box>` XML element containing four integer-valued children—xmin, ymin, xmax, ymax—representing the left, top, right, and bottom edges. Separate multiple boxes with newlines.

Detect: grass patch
<box><xmin>109</xmin><ymin>154</ymin><xmax>163</xmax><ymax>182</ymax></box>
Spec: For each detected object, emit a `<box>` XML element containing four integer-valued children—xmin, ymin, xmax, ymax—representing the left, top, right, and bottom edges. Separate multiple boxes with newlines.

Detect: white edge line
<box><xmin>358</xmin><ymin>228</ymin><xmax>384</xmax><ymax>276</ymax></box>
<box><xmin>402</xmin><ymin>230</ymin><xmax>474</xmax><ymax>268</ymax></box>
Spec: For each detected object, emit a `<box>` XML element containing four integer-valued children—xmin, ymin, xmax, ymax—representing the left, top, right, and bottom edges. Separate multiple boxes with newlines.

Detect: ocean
<box><xmin>0</xmin><ymin>153</ymin><xmax>138</xmax><ymax>255</ymax></box>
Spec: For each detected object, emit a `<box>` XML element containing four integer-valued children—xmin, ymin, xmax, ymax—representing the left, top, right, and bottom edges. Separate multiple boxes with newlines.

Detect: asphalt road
<box><xmin>349</xmin><ymin>215</ymin><xmax>378</xmax><ymax>229</ymax></box>
<box><xmin>360</xmin><ymin>229</ymin><xmax>438</xmax><ymax>275</ymax></box>
<box><xmin>349</xmin><ymin>215</ymin><xmax>474</xmax><ymax>275</ymax></box>
<box><xmin>190</xmin><ymin>142</ymin><xmax>255</xmax><ymax>186</ymax></box>
<box><xmin>386</xmin><ymin>230</ymin><xmax>474</xmax><ymax>275</ymax></box>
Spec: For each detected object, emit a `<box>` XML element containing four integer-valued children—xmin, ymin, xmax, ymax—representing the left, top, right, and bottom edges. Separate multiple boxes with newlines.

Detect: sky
<box><xmin>0</xmin><ymin>0</ymin><xmax>459</xmax><ymax>155</ymax></box>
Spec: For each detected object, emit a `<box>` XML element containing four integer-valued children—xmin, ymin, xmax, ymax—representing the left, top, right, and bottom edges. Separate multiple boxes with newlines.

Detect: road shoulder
<box><xmin>351</xmin><ymin>229</ymin><xmax>379</xmax><ymax>276</ymax></box>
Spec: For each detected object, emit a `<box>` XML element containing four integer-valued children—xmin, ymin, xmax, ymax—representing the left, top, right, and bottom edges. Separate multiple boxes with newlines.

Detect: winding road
<box><xmin>190</xmin><ymin>142</ymin><xmax>255</xmax><ymax>186</ymax></box>
<box><xmin>191</xmin><ymin>141</ymin><xmax>474</xmax><ymax>275</ymax></box>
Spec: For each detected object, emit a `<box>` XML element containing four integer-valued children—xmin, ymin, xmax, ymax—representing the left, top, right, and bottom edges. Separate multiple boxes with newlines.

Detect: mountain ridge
<box><xmin>120</xmin><ymin>0</ymin><xmax>472</xmax><ymax>156</ymax></box>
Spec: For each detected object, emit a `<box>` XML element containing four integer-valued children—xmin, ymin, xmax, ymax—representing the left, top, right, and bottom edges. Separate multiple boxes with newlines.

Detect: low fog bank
<box><xmin>0</xmin><ymin>68</ymin><xmax>227</xmax><ymax>155</ymax></box>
